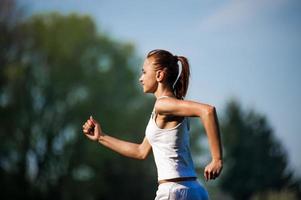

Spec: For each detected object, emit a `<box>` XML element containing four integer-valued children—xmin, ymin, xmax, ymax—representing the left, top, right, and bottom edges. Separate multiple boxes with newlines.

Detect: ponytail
<box><xmin>174</xmin><ymin>56</ymin><xmax>190</xmax><ymax>99</ymax></box>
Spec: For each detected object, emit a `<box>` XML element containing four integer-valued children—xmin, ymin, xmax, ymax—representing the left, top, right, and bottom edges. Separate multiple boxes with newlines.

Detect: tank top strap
<box><xmin>157</xmin><ymin>95</ymin><xmax>172</xmax><ymax>100</ymax></box>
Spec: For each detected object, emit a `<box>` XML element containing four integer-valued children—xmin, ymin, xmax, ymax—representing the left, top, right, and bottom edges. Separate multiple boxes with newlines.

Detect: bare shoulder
<box><xmin>154</xmin><ymin>97</ymin><xmax>180</xmax><ymax>112</ymax></box>
<box><xmin>155</xmin><ymin>97</ymin><xmax>215</xmax><ymax>117</ymax></box>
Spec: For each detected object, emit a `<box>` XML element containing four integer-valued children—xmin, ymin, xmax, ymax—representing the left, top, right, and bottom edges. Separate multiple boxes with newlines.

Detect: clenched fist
<box><xmin>82</xmin><ymin>116</ymin><xmax>103</xmax><ymax>141</ymax></box>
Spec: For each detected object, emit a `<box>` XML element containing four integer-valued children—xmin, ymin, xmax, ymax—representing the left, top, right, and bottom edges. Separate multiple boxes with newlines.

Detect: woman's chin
<box><xmin>143</xmin><ymin>88</ymin><xmax>151</xmax><ymax>93</ymax></box>
<box><xmin>142</xmin><ymin>86</ymin><xmax>154</xmax><ymax>94</ymax></box>
<box><xmin>142</xmin><ymin>87</ymin><xmax>147</xmax><ymax>93</ymax></box>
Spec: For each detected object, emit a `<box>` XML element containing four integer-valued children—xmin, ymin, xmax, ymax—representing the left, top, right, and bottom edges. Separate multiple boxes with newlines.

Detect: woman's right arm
<box><xmin>82</xmin><ymin>116</ymin><xmax>152</xmax><ymax>160</ymax></box>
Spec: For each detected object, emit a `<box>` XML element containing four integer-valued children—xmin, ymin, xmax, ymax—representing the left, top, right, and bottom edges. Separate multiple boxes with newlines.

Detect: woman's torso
<box><xmin>145</xmin><ymin>97</ymin><xmax>197</xmax><ymax>181</ymax></box>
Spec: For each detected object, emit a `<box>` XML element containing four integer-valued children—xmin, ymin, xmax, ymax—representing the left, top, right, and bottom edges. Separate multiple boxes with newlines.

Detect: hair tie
<box><xmin>172</xmin><ymin>59</ymin><xmax>182</xmax><ymax>89</ymax></box>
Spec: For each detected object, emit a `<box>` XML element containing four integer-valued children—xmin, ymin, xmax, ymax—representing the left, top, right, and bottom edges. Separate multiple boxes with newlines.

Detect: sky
<box><xmin>20</xmin><ymin>0</ymin><xmax>301</xmax><ymax>175</ymax></box>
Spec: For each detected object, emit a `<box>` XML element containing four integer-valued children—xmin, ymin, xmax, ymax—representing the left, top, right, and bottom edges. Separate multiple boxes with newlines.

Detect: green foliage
<box><xmin>219</xmin><ymin>99</ymin><xmax>299</xmax><ymax>200</ymax></box>
<box><xmin>251</xmin><ymin>189</ymin><xmax>299</xmax><ymax>200</ymax></box>
<box><xmin>0</xmin><ymin>1</ymin><xmax>156</xmax><ymax>199</ymax></box>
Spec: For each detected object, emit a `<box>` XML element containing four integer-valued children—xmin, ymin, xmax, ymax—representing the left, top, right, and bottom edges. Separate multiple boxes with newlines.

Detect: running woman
<box><xmin>82</xmin><ymin>49</ymin><xmax>223</xmax><ymax>200</ymax></box>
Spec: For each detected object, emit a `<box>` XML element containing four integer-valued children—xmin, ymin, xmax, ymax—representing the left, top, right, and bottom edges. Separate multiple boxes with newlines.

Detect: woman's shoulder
<box><xmin>154</xmin><ymin>96</ymin><xmax>181</xmax><ymax>115</ymax></box>
<box><xmin>155</xmin><ymin>96</ymin><xmax>215</xmax><ymax>118</ymax></box>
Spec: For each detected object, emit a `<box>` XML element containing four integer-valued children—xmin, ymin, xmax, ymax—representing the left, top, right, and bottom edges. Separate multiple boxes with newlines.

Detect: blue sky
<box><xmin>21</xmin><ymin>0</ymin><xmax>301</xmax><ymax>175</ymax></box>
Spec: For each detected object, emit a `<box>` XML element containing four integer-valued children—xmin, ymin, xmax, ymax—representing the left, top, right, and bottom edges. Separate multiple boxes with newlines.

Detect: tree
<box><xmin>219</xmin><ymin>99</ymin><xmax>299</xmax><ymax>200</ymax></box>
<box><xmin>0</xmin><ymin>1</ymin><xmax>156</xmax><ymax>199</ymax></box>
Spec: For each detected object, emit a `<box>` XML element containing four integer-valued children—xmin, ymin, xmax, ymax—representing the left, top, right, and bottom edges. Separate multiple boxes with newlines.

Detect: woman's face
<box><xmin>139</xmin><ymin>58</ymin><xmax>158</xmax><ymax>93</ymax></box>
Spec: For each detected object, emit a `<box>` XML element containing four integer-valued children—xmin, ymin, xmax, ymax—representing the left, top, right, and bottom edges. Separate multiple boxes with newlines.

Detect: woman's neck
<box><xmin>154</xmin><ymin>84</ymin><xmax>175</xmax><ymax>99</ymax></box>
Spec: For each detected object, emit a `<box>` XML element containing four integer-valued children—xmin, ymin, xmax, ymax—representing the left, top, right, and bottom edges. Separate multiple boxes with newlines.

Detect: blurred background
<box><xmin>1</xmin><ymin>0</ymin><xmax>300</xmax><ymax>199</ymax></box>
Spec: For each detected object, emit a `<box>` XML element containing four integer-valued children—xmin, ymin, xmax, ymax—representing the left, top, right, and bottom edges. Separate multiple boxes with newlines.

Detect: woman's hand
<box><xmin>82</xmin><ymin>116</ymin><xmax>103</xmax><ymax>141</ymax></box>
<box><xmin>204</xmin><ymin>159</ymin><xmax>223</xmax><ymax>181</ymax></box>
<box><xmin>82</xmin><ymin>116</ymin><xmax>151</xmax><ymax>160</ymax></box>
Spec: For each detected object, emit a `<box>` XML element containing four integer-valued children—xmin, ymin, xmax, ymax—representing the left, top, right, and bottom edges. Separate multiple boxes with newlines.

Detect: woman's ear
<box><xmin>156</xmin><ymin>70</ymin><xmax>166</xmax><ymax>82</ymax></box>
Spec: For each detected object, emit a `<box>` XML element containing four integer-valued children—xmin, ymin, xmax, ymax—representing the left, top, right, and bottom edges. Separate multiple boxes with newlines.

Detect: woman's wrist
<box><xmin>212</xmin><ymin>158</ymin><xmax>223</xmax><ymax>163</ymax></box>
<box><xmin>97</xmin><ymin>134</ymin><xmax>105</xmax><ymax>143</ymax></box>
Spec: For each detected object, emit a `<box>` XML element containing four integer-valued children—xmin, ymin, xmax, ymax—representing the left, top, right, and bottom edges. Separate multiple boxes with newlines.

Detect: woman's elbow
<box><xmin>137</xmin><ymin>152</ymin><xmax>148</xmax><ymax>160</ymax></box>
<box><xmin>204</xmin><ymin>105</ymin><xmax>216</xmax><ymax>116</ymax></box>
<box><xmin>136</xmin><ymin>147</ymin><xmax>149</xmax><ymax>160</ymax></box>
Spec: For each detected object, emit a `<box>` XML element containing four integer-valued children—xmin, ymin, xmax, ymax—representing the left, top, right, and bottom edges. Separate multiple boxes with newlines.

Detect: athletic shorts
<box><xmin>154</xmin><ymin>180</ymin><xmax>209</xmax><ymax>200</ymax></box>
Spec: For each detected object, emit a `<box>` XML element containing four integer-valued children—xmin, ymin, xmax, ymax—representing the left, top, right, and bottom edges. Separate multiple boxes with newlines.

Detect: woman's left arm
<box><xmin>155</xmin><ymin>98</ymin><xmax>223</xmax><ymax>181</ymax></box>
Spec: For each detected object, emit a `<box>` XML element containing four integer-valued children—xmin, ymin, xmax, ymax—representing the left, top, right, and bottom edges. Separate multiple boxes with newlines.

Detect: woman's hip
<box><xmin>155</xmin><ymin>180</ymin><xmax>209</xmax><ymax>200</ymax></box>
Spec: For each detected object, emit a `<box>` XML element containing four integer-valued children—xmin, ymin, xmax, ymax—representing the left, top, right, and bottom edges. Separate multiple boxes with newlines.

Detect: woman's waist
<box><xmin>158</xmin><ymin>176</ymin><xmax>197</xmax><ymax>185</ymax></box>
<box><xmin>156</xmin><ymin>166</ymin><xmax>197</xmax><ymax>181</ymax></box>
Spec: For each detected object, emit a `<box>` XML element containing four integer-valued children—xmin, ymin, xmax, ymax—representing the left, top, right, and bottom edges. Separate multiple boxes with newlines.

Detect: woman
<box><xmin>82</xmin><ymin>49</ymin><xmax>223</xmax><ymax>200</ymax></box>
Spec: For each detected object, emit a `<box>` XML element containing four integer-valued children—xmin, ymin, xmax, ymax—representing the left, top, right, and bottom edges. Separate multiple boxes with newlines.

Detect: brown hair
<box><xmin>147</xmin><ymin>49</ymin><xmax>190</xmax><ymax>99</ymax></box>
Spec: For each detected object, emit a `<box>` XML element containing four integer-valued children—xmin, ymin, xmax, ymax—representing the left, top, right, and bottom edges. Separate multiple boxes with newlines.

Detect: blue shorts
<box><xmin>155</xmin><ymin>180</ymin><xmax>209</xmax><ymax>200</ymax></box>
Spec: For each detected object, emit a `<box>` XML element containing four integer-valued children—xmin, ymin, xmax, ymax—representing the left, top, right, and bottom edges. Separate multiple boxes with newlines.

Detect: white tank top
<box><xmin>145</xmin><ymin>96</ymin><xmax>197</xmax><ymax>181</ymax></box>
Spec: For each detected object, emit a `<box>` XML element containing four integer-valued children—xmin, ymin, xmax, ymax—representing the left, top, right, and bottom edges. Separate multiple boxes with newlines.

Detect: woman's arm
<box><xmin>155</xmin><ymin>98</ymin><xmax>223</xmax><ymax>180</ymax></box>
<box><xmin>82</xmin><ymin>116</ymin><xmax>152</xmax><ymax>160</ymax></box>
<box><xmin>98</xmin><ymin>135</ymin><xmax>152</xmax><ymax>160</ymax></box>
